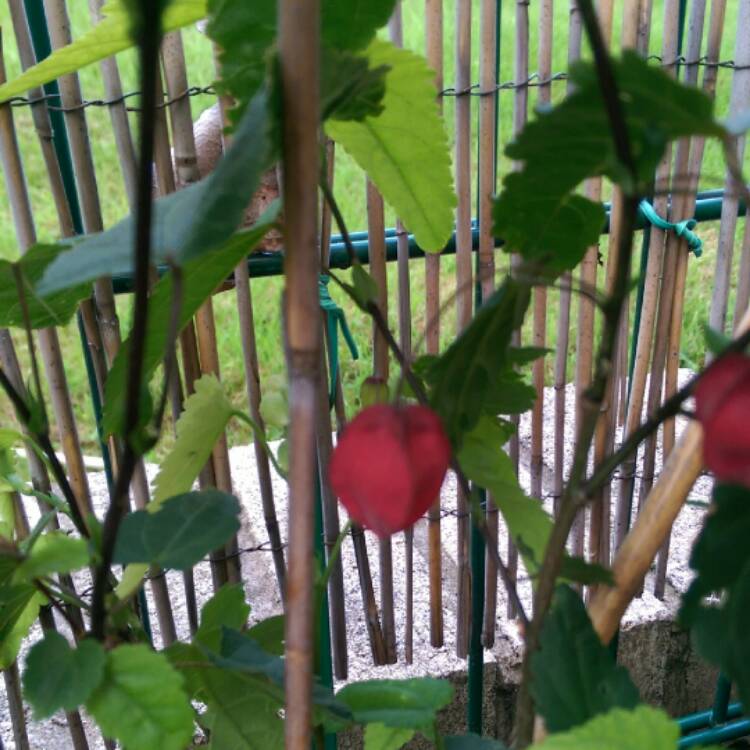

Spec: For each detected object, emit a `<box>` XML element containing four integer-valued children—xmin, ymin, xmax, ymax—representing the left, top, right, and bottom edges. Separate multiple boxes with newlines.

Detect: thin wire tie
<box><xmin>639</xmin><ymin>199</ymin><xmax>703</xmax><ymax>257</ymax></box>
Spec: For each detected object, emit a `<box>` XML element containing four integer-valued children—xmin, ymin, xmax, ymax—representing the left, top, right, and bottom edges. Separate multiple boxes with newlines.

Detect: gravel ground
<box><xmin>0</xmin><ymin>372</ymin><xmax>713</xmax><ymax>749</ymax></box>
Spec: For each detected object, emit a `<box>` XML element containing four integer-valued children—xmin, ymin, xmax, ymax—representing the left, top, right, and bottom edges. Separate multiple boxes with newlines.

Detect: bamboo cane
<box><xmin>3</xmin><ymin>662</ymin><xmax>30</xmax><ymax>750</ymax></box>
<box><xmin>655</xmin><ymin>0</ymin><xmax>726</xmax><ymax>599</ymax></box>
<box><xmin>161</xmin><ymin>29</ymin><xmax>242</xmax><ymax>586</ymax></box>
<box><xmin>615</xmin><ymin>0</ymin><xmax>681</xmax><ymax>550</ymax></box>
<box><xmin>388</xmin><ymin>1</ymin><xmax>416</xmax><ymax>664</ymax></box>
<box><xmin>424</xmin><ymin>0</ymin><xmax>444</xmax><ymax>649</ymax></box>
<box><xmin>530</xmin><ymin>0</ymin><xmax>553</xmax><ymax>507</ymax></box>
<box><xmin>733</xmin><ymin>216</ymin><xmax>750</xmax><ymax>330</ymax></box>
<box><xmin>572</xmin><ymin>0</ymin><xmax>612</xmax><ymax>563</ymax></box>
<box><xmin>366</xmin><ymin>179</ymin><xmax>397</xmax><ymax>664</ymax></box>
<box><xmin>553</xmin><ymin>1</ymin><xmax>583</xmax><ymax>525</ymax></box>
<box><xmin>454</xmin><ymin>0</ymin><xmax>472</xmax><ymax>654</ymax></box>
<box><xmin>279</xmin><ymin>0</ymin><xmax>321</xmax><ymax>742</ymax></box>
<box><xmin>589</xmin><ymin>0</ymin><xmax>650</xmax><ymax>573</ymax></box>
<box><xmin>88</xmin><ymin>0</ymin><xmax>137</xmax><ymax>204</ymax></box>
<box><xmin>505</xmin><ymin>0</ymin><xmax>530</xmax><ymax>618</ymax></box>
<box><xmin>479</xmin><ymin>0</ymin><xmax>499</xmax><ymax>649</ymax></box>
<box><xmin>707</xmin><ymin>0</ymin><xmax>750</xmax><ymax>336</ymax></box>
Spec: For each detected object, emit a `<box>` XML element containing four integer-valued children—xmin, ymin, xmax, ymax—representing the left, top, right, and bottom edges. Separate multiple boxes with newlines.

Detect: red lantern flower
<box><xmin>695</xmin><ymin>353</ymin><xmax>750</xmax><ymax>487</ymax></box>
<box><xmin>329</xmin><ymin>404</ymin><xmax>452</xmax><ymax>537</ymax></box>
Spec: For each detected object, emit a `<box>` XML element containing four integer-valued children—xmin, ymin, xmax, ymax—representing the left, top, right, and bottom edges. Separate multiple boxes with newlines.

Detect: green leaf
<box><xmin>113</xmin><ymin>490</ymin><xmax>240</xmax><ymax>570</ymax></box>
<box><xmin>196</xmin><ymin>584</ymin><xmax>251</xmax><ymax>651</ymax></box>
<box><xmin>494</xmin><ymin>52</ymin><xmax>722</xmax><ymax>277</ymax></box>
<box><xmin>15</xmin><ymin>532</ymin><xmax>89</xmax><ymax>581</ymax></box>
<box><xmin>23</xmin><ymin>633</ymin><xmax>106</xmax><ymax>719</ymax></box>
<box><xmin>702</xmin><ymin>323</ymin><xmax>733</xmax><ymax>357</ymax></box>
<box><xmin>337</xmin><ymin>678</ymin><xmax>453</xmax><ymax>730</ymax></box>
<box><xmin>326</xmin><ymin>40</ymin><xmax>456</xmax><ymax>252</ymax></box>
<box><xmin>321</xmin><ymin>49</ymin><xmax>389</xmax><ymax>122</ymax></box>
<box><xmin>247</xmin><ymin>615</ymin><xmax>285</xmax><ymax>656</ymax></box>
<box><xmin>427</xmin><ymin>278</ymin><xmax>531</xmax><ymax>445</ymax></box>
<box><xmin>364</xmin><ymin>723</ymin><xmax>415</xmax><ymax>750</ymax></box>
<box><xmin>531</xmin><ymin>586</ymin><xmax>639</xmax><ymax>733</ymax></box>
<box><xmin>680</xmin><ymin>484</ymin><xmax>750</xmax><ymax>709</ymax></box>
<box><xmin>529</xmin><ymin>706</ymin><xmax>678</xmax><ymax>750</ymax></box>
<box><xmin>39</xmin><ymin>91</ymin><xmax>273</xmax><ymax>295</ymax></box>
<box><xmin>86</xmin><ymin>644</ymin><xmax>194</xmax><ymax>750</ymax></box>
<box><xmin>458</xmin><ymin>417</ymin><xmax>611</xmax><ymax>586</ymax></box>
<box><xmin>322</xmin><ymin>0</ymin><xmax>398</xmax><ymax>52</ymax></box>
<box><xmin>444</xmin><ymin>735</ymin><xmax>508</xmax><ymax>749</ymax></box>
<box><xmin>206</xmin><ymin>0</ymin><xmax>276</xmax><ymax>125</ymax></box>
<box><xmin>101</xmin><ymin>214</ymin><xmax>275</xmax><ymax>437</ymax></box>
<box><xmin>0</xmin><ymin>246</ymin><xmax>88</xmax><ymax>329</ymax></box>
<box><xmin>0</xmin><ymin>583</ymin><xmax>45</xmax><ymax>668</ymax></box>
<box><xmin>207</xmin><ymin>683</ymin><xmax>284</xmax><ymax>749</ymax></box>
<box><xmin>259</xmin><ymin>389</ymin><xmax>288</xmax><ymax>430</ymax></box>
<box><xmin>481</xmin><ymin>371</ymin><xmax>538</xmax><ymax>416</ymax></box>
<box><xmin>153</xmin><ymin>376</ymin><xmax>236</xmax><ymax>505</ymax></box>
<box><xmin>0</xmin><ymin>1</ymin><xmax>207</xmax><ymax>103</ymax></box>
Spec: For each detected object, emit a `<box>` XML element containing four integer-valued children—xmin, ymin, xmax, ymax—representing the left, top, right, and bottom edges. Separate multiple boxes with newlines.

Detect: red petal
<box><xmin>702</xmin><ymin>388</ymin><xmax>750</xmax><ymax>487</ymax></box>
<box><xmin>695</xmin><ymin>354</ymin><xmax>750</xmax><ymax>424</ymax></box>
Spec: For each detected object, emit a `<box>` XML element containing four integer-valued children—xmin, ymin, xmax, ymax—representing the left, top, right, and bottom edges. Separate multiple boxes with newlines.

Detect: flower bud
<box><xmin>329</xmin><ymin>404</ymin><xmax>451</xmax><ymax>537</ymax></box>
<box><xmin>359</xmin><ymin>376</ymin><xmax>390</xmax><ymax>408</ymax></box>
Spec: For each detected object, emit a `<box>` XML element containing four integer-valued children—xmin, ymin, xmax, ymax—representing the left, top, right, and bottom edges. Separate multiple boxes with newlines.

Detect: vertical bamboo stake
<box><xmin>280</xmin><ymin>0</ymin><xmax>320</xmax><ymax>743</ymax></box>
<box><xmin>88</xmin><ymin>0</ymin><xmax>137</xmax><ymax>204</ymax></box>
<box><xmin>707</xmin><ymin>0</ymin><xmax>750</xmax><ymax>335</ymax></box>
<box><xmin>366</xmin><ymin>180</ymin><xmax>397</xmax><ymax>663</ymax></box>
<box><xmin>616</xmin><ymin>0</ymin><xmax>681</xmax><ymax>547</ymax></box>
<box><xmin>733</xmin><ymin>215</ymin><xmax>750</xmax><ymax>329</ymax></box>
<box><xmin>3</xmin><ymin>663</ymin><xmax>30</xmax><ymax>750</ymax></box>
<box><xmin>479</xmin><ymin>0</ymin><xmax>499</xmax><ymax>649</ymax></box>
<box><xmin>573</xmin><ymin>0</ymin><xmax>613</xmax><ymax>562</ymax></box>
<box><xmin>506</xmin><ymin>0</ymin><xmax>529</xmax><ymax>616</ymax></box>
<box><xmin>454</xmin><ymin>0</ymin><xmax>472</xmax><ymax>655</ymax></box>
<box><xmin>589</xmin><ymin>0</ymin><xmax>649</xmax><ymax>571</ymax></box>
<box><xmin>553</xmin><ymin>1</ymin><xmax>583</xmax><ymax>521</ymax></box>
<box><xmin>388</xmin><ymin>1</ymin><xmax>416</xmax><ymax>664</ymax></box>
<box><xmin>654</xmin><ymin>0</ymin><xmax>727</xmax><ymax>598</ymax></box>
<box><xmin>424</xmin><ymin>0</ymin><xmax>444</xmax><ymax>649</ymax></box>
<box><xmin>161</xmin><ymin>29</ymin><xmax>242</xmax><ymax>585</ymax></box>
<box><xmin>531</xmin><ymin>0</ymin><xmax>553</xmax><ymax>504</ymax></box>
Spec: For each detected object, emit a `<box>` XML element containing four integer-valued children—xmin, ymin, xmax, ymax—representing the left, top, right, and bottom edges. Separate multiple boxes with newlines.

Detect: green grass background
<box><xmin>0</xmin><ymin>0</ymin><xmax>747</xmax><ymax>455</ymax></box>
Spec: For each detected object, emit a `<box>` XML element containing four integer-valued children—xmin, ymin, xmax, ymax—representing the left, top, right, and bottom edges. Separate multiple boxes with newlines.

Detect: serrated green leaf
<box><xmin>427</xmin><ymin>278</ymin><xmax>531</xmax><ymax>445</ymax></box>
<box><xmin>0</xmin><ymin>246</ymin><xmax>88</xmax><ymax>329</ymax></box>
<box><xmin>531</xmin><ymin>586</ymin><xmax>639</xmax><ymax>733</ymax></box>
<box><xmin>86</xmin><ymin>645</ymin><xmax>194</xmax><ymax>750</ymax></box>
<box><xmin>23</xmin><ymin>633</ymin><xmax>106</xmax><ymax>719</ymax></box>
<box><xmin>39</xmin><ymin>91</ymin><xmax>273</xmax><ymax>296</ymax></box>
<box><xmin>445</xmin><ymin>735</ymin><xmax>508</xmax><ymax>749</ymax></box>
<box><xmin>321</xmin><ymin>50</ymin><xmax>389</xmax><ymax>123</ymax></box>
<box><xmin>494</xmin><ymin>52</ymin><xmax>723</xmax><ymax>277</ymax></box>
<box><xmin>364</xmin><ymin>723</ymin><xmax>415</xmax><ymax>750</ymax></box>
<box><xmin>337</xmin><ymin>678</ymin><xmax>453</xmax><ymax>730</ymax></box>
<box><xmin>529</xmin><ymin>706</ymin><xmax>678</xmax><ymax>750</ymax></box>
<box><xmin>702</xmin><ymin>323</ymin><xmax>733</xmax><ymax>356</ymax></box>
<box><xmin>458</xmin><ymin>417</ymin><xmax>611</xmax><ymax>586</ymax></box>
<box><xmin>113</xmin><ymin>490</ymin><xmax>240</xmax><ymax>570</ymax></box>
<box><xmin>0</xmin><ymin>584</ymin><xmax>45</xmax><ymax>668</ymax></box>
<box><xmin>0</xmin><ymin>1</ymin><xmax>207</xmax><ymax>103</ymax></box>
<box><xmin>101</xmin><ymin>213</ymin><xmax>275</xmax><ymax>437</ymax></box>
<box><xmin>259</xmin><ymin>390</ymin><xmax>288</xmax><ymax>430</ymax></box>
<box><xmin>197</xmin><ymin>584</ymin><xmax>251</xmax><ymax>651</ymax></box>
<box><xmin>153</xmin><ymin>376</ymin><xmax>236</xmax><ymax>505</ymax></box>
<box><xmin>322</xmin><ymin>0</ymin><xmax>398</xmax><ymax>52</ymax></box>
<box><xmin>247</xmin><ymin>615</ymin><xmax>285</xmax><ymax>656</ymax></box>
<box><xmin>207</xmin><ymin>683</ymin><xmax>284</xmax><ymax>749</ymax></box>
<box><xmin>326</xmin><ymin>40</ymin><xmax>456</xmax><ymax>252</ymax></box>
<box><xmin>15</xmin><ymin>532</ymin><xmax>89</xmax><ymax>581</ymax></box>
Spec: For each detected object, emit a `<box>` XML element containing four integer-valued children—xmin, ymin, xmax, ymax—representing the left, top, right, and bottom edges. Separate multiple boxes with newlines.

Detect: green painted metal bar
<box><xmin>710</xmin><ymin>673</ymin><xmax>732</xmax><ymax>726</ymax></box>
<box><xmin>678</xmin><ymin>718</ymin><xmax>750</xmax><ymax>748</ymax></box>
<box><xmin>24</xmin><ymin>0</ymin><xmax>153</xmax><ymax>645</ymax></box>
<box><xmin>314</xmin><ymin>460</ymin><xmax>336</xmax><ymax>750</ymax></box>
<box><xmin>678</xmin><ymin>702</ymin><xmax>743</xmax><ymax>733</ymax></box>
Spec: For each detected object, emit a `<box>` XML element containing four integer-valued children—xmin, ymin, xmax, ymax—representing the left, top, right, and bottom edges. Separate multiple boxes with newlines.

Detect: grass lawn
<box><xmin>0</xmin><ymin>0</ymin><xmax>747</xmax><ymax>458</ymax></box>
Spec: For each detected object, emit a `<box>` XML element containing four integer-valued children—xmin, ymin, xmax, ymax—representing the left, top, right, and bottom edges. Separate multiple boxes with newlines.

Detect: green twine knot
<box><xmin>319</xmin><ymin>274</ymin><xmax>359</xmax><ymax>407</ymax></box>
<box><xmin>639</xmin><ymin>200</ymin><xmax>703</xmax><ymax>257</ymax></box>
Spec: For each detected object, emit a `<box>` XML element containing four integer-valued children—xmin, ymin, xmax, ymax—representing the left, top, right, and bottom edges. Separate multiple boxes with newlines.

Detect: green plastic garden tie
<box><xmin>319</xmin><ymin>274</ymin><xmax>359</xmax><ymax>406</ymax></box>
<box><xmin>638</xmin><ymin>200</ymin><xmax>703</xmax><ymax>257</ymax></box>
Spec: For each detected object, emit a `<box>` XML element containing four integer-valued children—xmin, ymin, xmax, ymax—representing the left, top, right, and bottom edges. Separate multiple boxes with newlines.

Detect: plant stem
<box><xmin>90</xmin><ymin>2</ymin><xmax>163</xmax><ymax>641</ymax></box>
<box><xmin>513</xmin><ymin>0</ymin><xmax>640</xmax><ymax>743</ymax></box>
